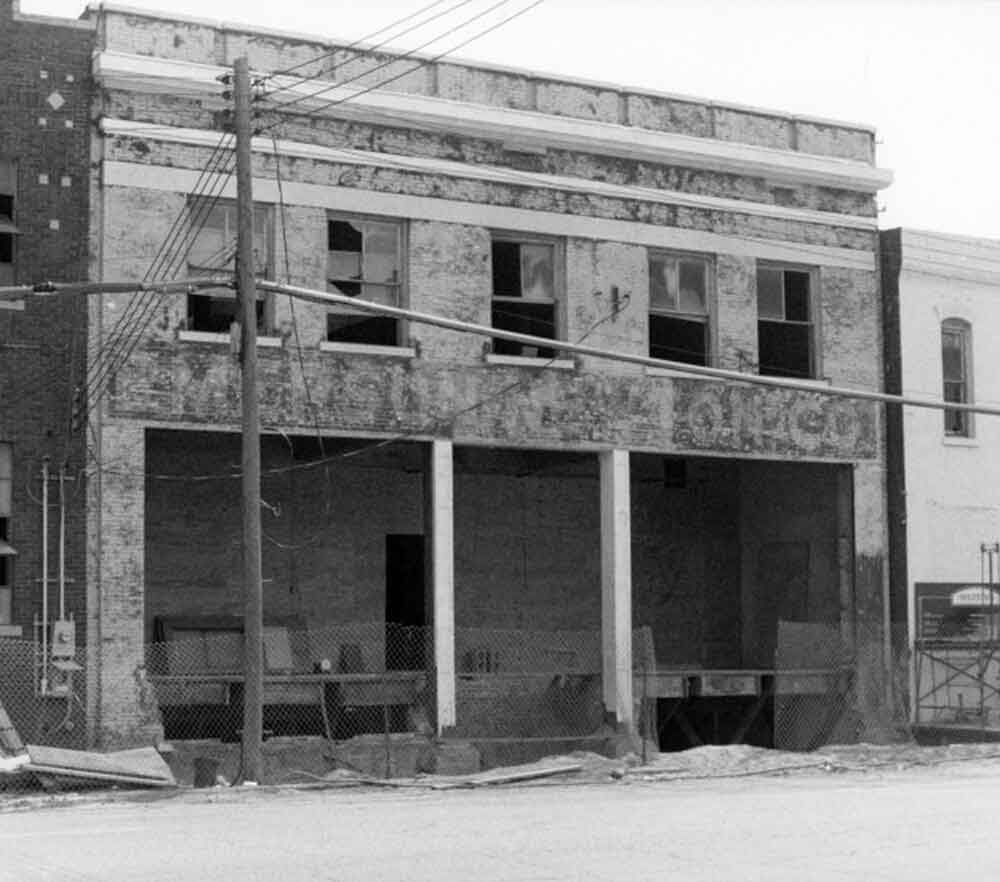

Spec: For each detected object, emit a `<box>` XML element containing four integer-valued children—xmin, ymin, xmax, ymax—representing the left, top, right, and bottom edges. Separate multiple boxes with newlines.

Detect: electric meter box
<box><xmin>51</xmin><ymin>619</ymin><xmax>76</xmax><ymax>660</ymax></box>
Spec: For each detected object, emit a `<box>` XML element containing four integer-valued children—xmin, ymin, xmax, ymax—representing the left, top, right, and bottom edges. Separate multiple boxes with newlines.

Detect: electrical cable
<box><xmin>261</xmin><ymin>0</ymin><xmax>544</xmax><ymax>120</ymax></box>
<box><xmin>266</xmin><ymin>0</ymin><xmax>483</xmax><ymax>86</ymax></box>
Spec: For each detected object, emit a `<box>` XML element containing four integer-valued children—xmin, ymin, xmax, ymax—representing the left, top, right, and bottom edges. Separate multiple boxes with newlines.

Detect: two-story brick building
<box><xmin>0</xmin><ymin>0</ymin><xmax>94</xmax><ymax>739</ymax></box>
<box><xmin>80</xmin><ymin>4</ymin><xmax>894</xmax><ymax>752</ymax></box>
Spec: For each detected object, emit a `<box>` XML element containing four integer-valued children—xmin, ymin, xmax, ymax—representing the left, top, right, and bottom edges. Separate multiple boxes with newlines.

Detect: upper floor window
<box><xmin>491</xmin><ymin>235</ymin><xmax>559</xmax><ymax>358</ymax></box>
<box><xmin>0</xmin><ymin>444</ymin><xmax>14</xmax><ymax>625</ymax></box>
<box><xmin>0</xmin><ymin>161</ymin><xmax>17</xmax><ymax>288</ymax></box>
<box><xmin>327</xmin><ymin>216</ymin><xmax>403</xmax><ymax>346</ymax></box>
<box><xmin>942</xmin><ymin>319</ymin><xmax>972</xmax><ymax>437</ymax></box>
<box><xmin>186</xmin><ymin>199</ymin><xmax>272</xmax><ymax>333</ymax></box>
<box><xmin>649</xmin><ymin>252</ymin><xmax>711</xmax><ymax>366</ymax></box>
<box><xmin>757</xmin><ymin>264</ymin><xmax>816</xmax><ymax>378</ymax></box>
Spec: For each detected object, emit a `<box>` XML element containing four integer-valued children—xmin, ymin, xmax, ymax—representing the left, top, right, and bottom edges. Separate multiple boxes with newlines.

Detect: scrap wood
<box><xmin>23</xmin><ymin>745</ymin><xmax>176</xmax><ymax>788</ymax></box>
<box><xmin>0</xmin><ymin>701</ymin><xmax>24</xmax><ymax>755</ymax></box>
<box><xmin>346</xmin><ymin>761</ymin><xmax>585</xmax><ymax>790</ymax></box>
<box><xmin>21</xmin><ymin>765</ymin><xmax>177</xmax><ymax>789</ymax></box>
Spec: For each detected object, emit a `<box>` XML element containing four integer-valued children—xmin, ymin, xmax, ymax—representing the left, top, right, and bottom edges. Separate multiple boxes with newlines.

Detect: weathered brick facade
<box><xmin>0</xmin><ymin>1</ymin><xmax>92</xmax><ymax>643</ymax></box>
<box><xmin>82</xmin><ymin>5</ymin><xmax>894</xmax><ymax>746</ymax></box>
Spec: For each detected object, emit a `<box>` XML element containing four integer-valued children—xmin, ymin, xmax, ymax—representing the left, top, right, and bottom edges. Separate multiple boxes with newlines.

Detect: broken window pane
<box><xmin>491</xmin><ymin>238</ymin><xmax>558</xmax><ymax>356</ymax></box>
<box><xmin>327</xmin><ymin>216</ymin><xmax>403</xmax><ymax>345</ymax></box>
<box><xmin>650</xmin><ymin>314</ymin><xmax>707</xmax><ymax>365</ymax></box>
<box><xmin>363</xmin><ymin>223</ymin><xmax>400</xmax><ymax>285</ymax></box>
<box><xmin>678</xmin><ymin>260</ymin><xmax>707</xmax><ymax>315</ymax></box>
<box><xmin>491</xmin><ymin>241</ymin><xmax>521</xmax><ymax>298</ymax></box>
<box><xmin>757</xmin><ymin>267</ymin><xmax>784</xmax><ymax>320</ymax></box>
<box><xmin>783</xmin><ymin>271</ymin><xmax>811</xmax><ymax>322</ymax></box>
<box><xmin>649</xmin><ymin>257</ymin><xmax>675</xmax><ymax>311</ymax></box>
<box><xmin>328</xmin><ymin>220</ymin><xmax>363</xmax><ymax>253</ymax></box>
<box><xmin>187</xmin><ymin>201</ymin><xmax>270</xmax><ymax>332</ymax></box>
<box><xmin>648</xmin><ymin>253</ymin><xmax>711</xmax><ymax>364</ymax></box>
<box><xmin>519</xmin><ymin>243</ymin><xmax>554</xmax><ymax>302</ymax></box>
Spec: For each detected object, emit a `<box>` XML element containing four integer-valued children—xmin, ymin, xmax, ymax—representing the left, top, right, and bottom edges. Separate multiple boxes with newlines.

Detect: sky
<box><xmin>21</xmin><ymin>0</ymin><xmax>1000</xmax><ymax>240</ymax></box>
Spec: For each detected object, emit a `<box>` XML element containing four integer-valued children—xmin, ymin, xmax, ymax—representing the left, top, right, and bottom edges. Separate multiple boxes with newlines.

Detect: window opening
<box><xmin>186</xmin><ymin>200</ymin><xmax>272</xmax><ymax>333</ymax></box>
<box><xmin>0</xmin><ymin>161</ymin><xmax>17</xmax><ymax>287</ymax></box>
<box><xmin>491</xmin><ymin>238</ymin><xmax>557</xmax><ymax>358</ymax></box>
<box><xmin>327</xmin><ymin>217</ymin><xmax>403</xmax><ymax>346</ymax></box>
<box><xmin>0</xmin><ymin>444</ymin><xmax>14</xmax><ymax>625</ymax></box>
<box><xmin>942</xmin><ymin>320</ymin><xmax>972</xmax><ymax>437</ymax></box>
<box><xmin>649</xmin><ymin>253</ymin><xmax>711</xmax><ymax>365</ymax></box>
<box><xmin>757</xmin><ymin>265</ymin><xmax>815</xmax><ymax>378</ymax></box>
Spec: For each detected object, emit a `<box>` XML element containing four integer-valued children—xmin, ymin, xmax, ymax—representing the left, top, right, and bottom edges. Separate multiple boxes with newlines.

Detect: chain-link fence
<box><xmin>0</xmin><ymin>637</ymin><xmax>87</xmax><ymax>755</ymax></box>
<box><xmin>453</xmin><ymin>627</ymin><xmax>604</xmax><ymax>739</ymax></box>
<box><xmin>633</xmin><ymin>619</ymin><xmax>909</xmax><ymax>753</ymax></box>
<box><xmin>144</xmin><ymin>623</ymin><xmax>435</xmax><ymax>744</ymax></box>
<box><xmin>1</xmin><ymin>617</ymin><xmax>913</xmax><ymax>788</ymax></box>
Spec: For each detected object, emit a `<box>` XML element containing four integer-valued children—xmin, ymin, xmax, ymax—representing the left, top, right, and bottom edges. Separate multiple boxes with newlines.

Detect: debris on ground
<box><xmin>1</xmin><ymin>745</ymin><xmax>177</xmax><ymax>791</ymax></box>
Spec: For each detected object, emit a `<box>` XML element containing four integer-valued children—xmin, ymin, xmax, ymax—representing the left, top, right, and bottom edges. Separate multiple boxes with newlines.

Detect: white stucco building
<box><xmin>882</xmin><ymin>228</ymin><xmax>1000</xmax><ymax>726</ymax></box>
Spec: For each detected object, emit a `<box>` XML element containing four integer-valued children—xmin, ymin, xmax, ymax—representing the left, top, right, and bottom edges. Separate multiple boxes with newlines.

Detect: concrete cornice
<box><xmin>99</xmin><ymin>118</ymin><xmax>877</xmax><ymax>232</ymax></box>
<box><xmin>93</xmin><ymin>51</ymin><xmax>892</xmax><ymax>195</ymax></box>
<box><xmin>88</xmin><ymin>3</ymin><xmax>876</xmax><ymax>135</ymax></box>
<box><xmin>895</xmin><ymin>228</ymin><xmax>1000</xmax><ymax>286</ymax></box>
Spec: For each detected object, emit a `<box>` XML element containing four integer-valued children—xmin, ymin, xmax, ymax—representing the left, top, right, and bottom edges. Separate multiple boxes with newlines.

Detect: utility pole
<box><xmin>233</xmin><ymin>55</ymin><xmax>263</xmax><ymax>783</ymax></box>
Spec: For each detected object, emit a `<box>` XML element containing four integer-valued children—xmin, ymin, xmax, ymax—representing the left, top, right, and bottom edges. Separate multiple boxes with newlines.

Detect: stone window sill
<box><xmin>485</xmin><ymin>354</ymin><xmax>575</xmax><ymax>370</ymax></box>
<box><xmin>0</xmin><ymin>625</ymin><xmax>23</xmax><ymax>638</ymax></box>
<box><xmin>177</xmin><ymin>330</ymin><xmax>283</xmax><ymax>348</ymax></box>
<box><xmin>943</xmin><ymin>435</ymin><xmax>978</xmax><ymax>448</ymax></box>
<box><xmin>319</xmin><ymin>341</ymin><xmax>417</xmax><ymax>358</ymax></box>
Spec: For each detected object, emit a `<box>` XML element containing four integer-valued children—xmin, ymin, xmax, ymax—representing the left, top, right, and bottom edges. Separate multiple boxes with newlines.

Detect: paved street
<box><xmin>2</xmin><ymin>760</ymin><xmax>998</xmax><ymax>881</ymax></box>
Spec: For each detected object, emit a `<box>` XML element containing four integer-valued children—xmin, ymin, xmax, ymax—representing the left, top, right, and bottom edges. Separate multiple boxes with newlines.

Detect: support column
<box><xmin>600</xmin><ymin>449</ymin><xmax>633</xmax><ymax>729</ymax></box>
<box><xmin>851</xmin><ymin>459</ymin><xmax>894</xmax><ymax>737</ymax></box>
<box><xmin>92</xmin><ymin>422</ymin><xmax>162</xmax><ymax>748</ymax></box>
<box><xmin>426</xmin><ymin>440</ymin><xmax>455</xmax><ymax>734</ymax></box>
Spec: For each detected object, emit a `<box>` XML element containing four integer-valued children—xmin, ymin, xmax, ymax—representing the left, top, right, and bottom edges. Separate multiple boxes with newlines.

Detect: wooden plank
<box><xmin>22</xmin><ymin>765</ymin><xmax>177</xmax><ymax>788</ymax></box>
<box><xmin>634</xmin><ymin>672</ymin><xmax>687</xmax><ymax>699</ymax></box>
<box><xmin>696</xmin><ymin>673</ymin><xmax>760</xmax><ymax>697</ymax></box>
<box><xmin>0</xmin><ymin>699</ymin><xmax>24</xmax><ymax>754</ymax></box>
<box><xmin>26</xmin><ymin>745</ymin><xmax>174</xmax><ymax>783</ymax></box>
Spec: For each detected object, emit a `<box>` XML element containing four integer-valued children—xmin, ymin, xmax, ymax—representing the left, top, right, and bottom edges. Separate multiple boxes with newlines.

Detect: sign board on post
<box><xmin>915</xmin><ymin>583</ymin><xmax>1000</xmax><ymax>642</ymax></box>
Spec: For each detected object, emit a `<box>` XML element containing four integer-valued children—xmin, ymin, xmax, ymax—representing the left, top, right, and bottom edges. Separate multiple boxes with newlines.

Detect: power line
<box><xmin>267</xmin><ymin>0</ymin><xmax>482</xmax><ymax>83</ymax></box>
<box><xmin>261</xmin><ymin>1</ymin><xmax>544</xmax><ymax>123</ymax></box>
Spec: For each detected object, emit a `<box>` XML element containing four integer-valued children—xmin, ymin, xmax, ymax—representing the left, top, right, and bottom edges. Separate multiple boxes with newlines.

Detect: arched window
<box><xmin>942</xmin><ymin>319</ymin><xmax>972</xmax><ymax>437</ymax></box>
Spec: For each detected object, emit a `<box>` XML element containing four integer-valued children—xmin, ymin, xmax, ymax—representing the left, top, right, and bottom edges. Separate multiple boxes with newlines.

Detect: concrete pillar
<box><xmin>600</xmin><ymin>448</ymin><xmax>633</xmax><ymax>729</ymax></box>
<box><xmin>836</xmin><ymin>465</ymin><xmax>856</xmax><ymax>655</ymax></box>
<box><xmin>90</xmin><ymin>421</ymin><xmax>162</xmax><ymax>748</ymax></box>
<box><xmin>425</xmin><ymin>439</ymin><xmax>456</xmax><ymax>733</ymax></box>
<box><xmin>852</xmin><ymin>459</ymin><xmax>894</xmax><ymax>736</ymax></box>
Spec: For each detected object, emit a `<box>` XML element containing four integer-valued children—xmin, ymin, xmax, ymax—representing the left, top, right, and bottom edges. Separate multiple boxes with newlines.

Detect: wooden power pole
<box><xmin>233</xmin><ymin>55</ymin><xmax>263</xmax><ymax>782</ymax></box>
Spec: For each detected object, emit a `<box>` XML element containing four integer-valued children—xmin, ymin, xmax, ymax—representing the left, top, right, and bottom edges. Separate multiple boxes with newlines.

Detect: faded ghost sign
<box><xmin>671</xmin><ymin>379</ymin><xmax>877</xmax><ymax>459</ymax></box>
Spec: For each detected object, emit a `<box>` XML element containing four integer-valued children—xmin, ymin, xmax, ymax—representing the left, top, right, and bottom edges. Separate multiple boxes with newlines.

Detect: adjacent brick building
<box><xmin>0</xmin><ymin>1</ymin><xmax>92</xmax><ymax>690</ymax></box>
<box><xmin>81</xmin><ymin>4</ymin><xmax>895</xmax><ymax>751</ymax></box>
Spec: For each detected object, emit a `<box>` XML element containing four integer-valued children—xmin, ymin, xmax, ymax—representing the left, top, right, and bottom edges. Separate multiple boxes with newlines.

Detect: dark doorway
<box><xmin>385</xmin><ymin>534</ymin><xmax>426</xmax><ymax>671</ymax></box>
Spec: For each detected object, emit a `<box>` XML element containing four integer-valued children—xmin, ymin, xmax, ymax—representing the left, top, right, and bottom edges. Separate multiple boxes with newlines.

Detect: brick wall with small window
<box><xmin>0</xmin><ymin>2</ymin><xmax>93</xmax><ymax>631</ymax></box>
<box><xmin>490</xmin><ymin>236</ymin><xmax>559</xmax><ymax>358</ymax></box>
